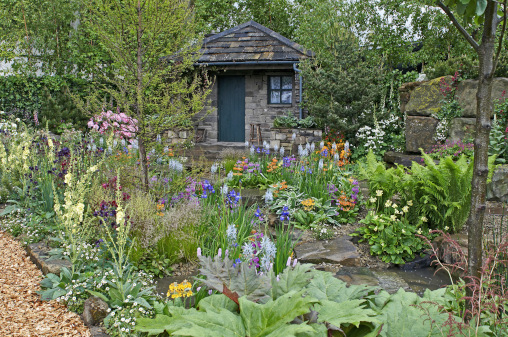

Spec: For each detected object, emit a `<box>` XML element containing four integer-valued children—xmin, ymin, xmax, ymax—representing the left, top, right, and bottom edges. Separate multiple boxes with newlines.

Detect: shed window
<box><xmin>269</xmin><ymin>76</ymin><xmax>292</xmax><ymax>104</ymax></box>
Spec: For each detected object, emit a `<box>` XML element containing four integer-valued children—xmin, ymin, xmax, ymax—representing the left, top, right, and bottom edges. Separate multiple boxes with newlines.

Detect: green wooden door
<box><xmin>218</xmin><ymin>76</ymin><xmax>245</xmax><ymax>142</ymax></box>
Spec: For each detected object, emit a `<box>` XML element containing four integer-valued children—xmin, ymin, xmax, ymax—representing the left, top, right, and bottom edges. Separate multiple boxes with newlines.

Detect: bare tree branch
<box><xmin>436</xmin><ymin>0</ymin><xmax>480</xmax><ymax>51</ymax></box>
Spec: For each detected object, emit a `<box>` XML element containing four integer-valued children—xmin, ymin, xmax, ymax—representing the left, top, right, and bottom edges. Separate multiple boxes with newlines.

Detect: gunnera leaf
<box><xmin>229</xmin><ymin>262</ymin><xmax>272</xmax><ymax>303</ymax></box>
<box><xmin>314</xmin><ymin>299</ymin><xmax>379</xmax><ymax>328</ymax></box>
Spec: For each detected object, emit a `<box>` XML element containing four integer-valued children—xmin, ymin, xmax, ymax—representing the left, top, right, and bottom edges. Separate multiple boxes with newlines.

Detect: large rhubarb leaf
<box><xmin>170</xmin><ymin>308</ymin><xmax>245</xmax><ymax>337</ymax></box>
<box><xmin>270</xmin><ymin>264</ymin><xmax>314</xmax><ymax>300</ymax></box>
<box><xmin>240</xmin><ymin>290</ymin><xmax>318</xmax><ymax>337</ymax></box>
<box><xmin>305</xmin><ymin>271</ymin><xmax>377</xmax><ymax>303</ymax></box>
<box><xmin>197</xmin><ymin>293</ymin><xmax>238</xmax><ymax>313</ymax></box>
<box><xmin>314</xmin><ymin>299</ymin><xmax>379</xmax><ymax>328</ymax></box>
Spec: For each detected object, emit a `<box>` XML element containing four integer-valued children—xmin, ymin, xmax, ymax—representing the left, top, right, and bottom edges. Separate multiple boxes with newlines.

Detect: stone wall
<box><xmin>193</xmin><ymin>69</ymin><xmax>301</xmax><ymax>143</ymax></box>
<box><xmin>269</xmin><ymin>127</ymin><xmax>322</xmax><ymax>153</ymax></box>
<box><xmin>400</xmin><ymin>76</ymin><xmax>508</xmax><ymax>153</ymax></box>
<box><xmin>165</xmin><ymin>129</ymin><xmax>193</xmax><ymax>145</ymax></box>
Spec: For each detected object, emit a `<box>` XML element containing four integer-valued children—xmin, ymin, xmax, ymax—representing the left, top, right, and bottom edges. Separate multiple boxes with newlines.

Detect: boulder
<box><xmin>456</xmin><ymin>78</ymin><xmax>508</xmax><ymax>117</ymax></box>
<box><xmin>405</xmin><ymin>76</ymin><xmax>452</xmax><ymax>116</ymax></box>
<box><xmin>487</xmin><ymin>165</ymin><xmax>508</xmax><ymax>202</ymax></box>
<box><xmin>294</xmin><ymin>236</ymin><xmax>361</xmax><ymax>266</ymax></box>
<box><xmin>405</xmin><ymin>116</ymin><xmax>439</xmax><ymax>153</ymax></box>
<box><xmin>384</xmin><ymin>151</ymin><xmax>426</xmax><ymax>167</ymax></box>
<box><xmin>83</xmin><ymin>296</ymin><xmax>109</xmax><ymax>327</ymax></box>
<box><xmin>449</xmin><ymin>118</ymin><xmax>476</xmax><ymax>143</ymax></box>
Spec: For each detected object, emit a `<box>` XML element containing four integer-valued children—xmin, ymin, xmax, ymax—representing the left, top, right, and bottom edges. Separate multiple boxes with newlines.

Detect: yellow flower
<box><xmin>385</xmin><ymin>200</ymin><xmax>392</xmax><ymax>208</ymax></box>
<box><xmin>407</xmin><ymin>200</ymin><xmax>413</xmax><ymax>206</ymax></box>
<box><xmin>444</xmin><ymin>226</ymin><xmax>449</xmax><ymax>231</ymax></box>
<box><xmin>421</xmin><ymin>216</ymin><xmax>428</xmax><ymax>223</ymax></box>
<box><xmin>402</xmin><ymin>206</ymin><xmax>409</xmax><ymax>213</ymax></box>
<box><xmin>376</xmin><ymin>190</ymin><xmax>383</xmax><ymax>197</ymax></box>
<box><xmin>417</xmin><ymin>228</ymin><xmax>422</xmax><ymax>235</ymax></box>
<box><xmin>369</xmin><ymin>197</ymin><xmax>376</xmax><ymax>203</ymax></box>
<box><xmin>390</xmin><ymin>215</ymin><xmax>397</xmax><ymax>221</ymax></box>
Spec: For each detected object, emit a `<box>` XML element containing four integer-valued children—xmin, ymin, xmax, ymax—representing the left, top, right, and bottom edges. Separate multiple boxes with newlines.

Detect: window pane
<box><xmin>270</xmin><ymin>76</ymin><xmax>281</xmax><ymax>89</ymax></box>
<box><xmin>271</xmin><ymin>91</ymin><xmax>280</xmax><ymax>103</ymax></box>
<box><xmin>282</xmin><ymin>76</ymin><xmax>292</xmax><ymax>89</ymax></box>
<box><xmin>281</xmin><ymin>90</ymin><xmax>292</xmax><ymax>104</ymax></box>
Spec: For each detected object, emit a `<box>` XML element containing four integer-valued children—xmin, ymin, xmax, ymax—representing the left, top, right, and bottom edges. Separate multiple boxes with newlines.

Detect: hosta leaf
<box><xmin>305</xmin><ymin>271</ymin><xmax>377</xmax><ymax>303</ymax></box>
<box><xmin>271</xmin><ymin>263</ymin><xmax>314</xmax><ymax>299</ymax></box>
<box><xmin>171</xmin><ymin>308</ymin><xmax>245</xmax><ymax>337</ymax></box>
<box><xmin>314</xmin><ymin>299</ymin><xmax>379</xmax><ymax>328</ymax></box>
<box><xmin>198</xmin><ymin>294</ymin><xmax>239</xmax><ymax>313</ymax></box>
<box><xmin>240</xmin><ymin>290</ymin><xmax>317</xmax><ymax>337</ymax></box>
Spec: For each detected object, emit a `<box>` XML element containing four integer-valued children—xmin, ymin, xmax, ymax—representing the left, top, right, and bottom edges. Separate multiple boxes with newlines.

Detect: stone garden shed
<box><xmin>192</xmin><ymin>21</ymin><xmax>314</xmax><ymax>144</ymax></box>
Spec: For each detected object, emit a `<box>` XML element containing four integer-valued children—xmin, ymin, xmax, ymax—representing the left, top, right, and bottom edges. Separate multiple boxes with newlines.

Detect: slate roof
<box><xmin>197</xmin><ymin>21</ymin><xmax>313</xmax><ymax>65</ymax></box>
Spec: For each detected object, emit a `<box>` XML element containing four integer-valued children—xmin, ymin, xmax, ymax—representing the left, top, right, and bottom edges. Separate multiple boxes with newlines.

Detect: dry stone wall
<box><xmin>400</xmin><ymin>76</ymin><xmax>508</xmax><ymax>153</ymax></box>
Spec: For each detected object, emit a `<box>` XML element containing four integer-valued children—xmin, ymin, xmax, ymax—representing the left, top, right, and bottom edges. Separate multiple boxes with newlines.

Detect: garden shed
<box><xmin>191</xmin><ymin>20</ymin><xmax>313</xmax><ymax>144</ymax></box>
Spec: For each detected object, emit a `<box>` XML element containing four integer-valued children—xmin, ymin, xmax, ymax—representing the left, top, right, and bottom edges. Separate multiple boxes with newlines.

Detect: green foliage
<box><xmin>353</xmin><ymin>207</ymin><xmax>430</xmax><ymax>265</ymax></box>
<box><xmin>272</xmin><ymin>112</ymin><xmax>317</xmax><ymax>129</ymax></box>
<box><xmin>359</xmin><ymin>150</ymin><xmax>496</xmax><ymax>233</ymax></box>
<box><xmin>0</xmin><ymin>75</ymin><xmax>91</xmax><ymax>128</ymax></box>
<box><xmin>301</xmin><ymin>38</ymin><xmax>384</xmax><ymax>144</ymax></box>
<box><xmin>194</xmin><ymin>0</ymin><xmax>296</xmax><ymax>39</ymax></box>
<box><xmin>39</xmin><ymin>85</ymin><xmax>89</xmax><ymax>134</ymax></box>
<box><xmin>489</xmin><ymin>119</ymin><xmax>508</xmax><ymax>164</ymax></box>
<box><xmin>427</xmin><ymin>55</ymin><xmax>479</xmax><ymax>79</ymax></box>
<box><xmin>357</xmin><ymin>150</ymin><xmax>404</xmax><ymax>210</ymax></box>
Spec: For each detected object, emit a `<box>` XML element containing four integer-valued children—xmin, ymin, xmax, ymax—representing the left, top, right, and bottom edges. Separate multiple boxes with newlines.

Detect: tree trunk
<box><xmin>466</xmin><ymin>0</ymin><xmax>498</xmax><ymax>283</ymax></box>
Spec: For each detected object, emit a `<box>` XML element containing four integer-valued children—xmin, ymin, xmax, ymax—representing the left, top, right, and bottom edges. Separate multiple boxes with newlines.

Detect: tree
<box><xmin>82</xmin><ymin>0</ymin><xmax>211</xmax><ymax>190</ymax></box>
<box><xmin>431</xmin><ymin>0</ymin><xmax>507</xmax><ymax>282</ymax></box>
<box><xmin>300</xmin><ymin>37</ymin><xmax>385</xmax><ymax>144</ymax></box>
<box><xmin>0</xmin><ymin>0</ymin><xmax>109</xmax><ymax>77</ymax></box>
<box><xmin>193</xmin><ymin>0</ymin><xmax>296</xmax><ymax>39</ymax></box>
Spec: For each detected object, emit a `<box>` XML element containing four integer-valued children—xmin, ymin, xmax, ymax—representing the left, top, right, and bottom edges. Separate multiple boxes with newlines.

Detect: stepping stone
<box><xmin>294</xmin><ymin>236</ymin><xmax>361</xmax><ymax>266</ymax></box>
<box><xmin>335</xmin><ymin>267</ymin><xmax>379</xmax><ymax>287</ymax></box>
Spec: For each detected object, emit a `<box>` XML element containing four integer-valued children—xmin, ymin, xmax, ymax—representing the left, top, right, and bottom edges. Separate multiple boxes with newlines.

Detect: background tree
<box><xmin>193</xmin><ymin>0</ymin><xmax>296</xmax><ymax>38</ymax></box>
<box><xmin>428</xmin><ymin>0</ymin><xmax>507</xmax><ymax>282</ymax></box>
<box><xmin>82</xmin><ymin>0</ymin><xmax>211</xmax><ymax>190</ymax></box>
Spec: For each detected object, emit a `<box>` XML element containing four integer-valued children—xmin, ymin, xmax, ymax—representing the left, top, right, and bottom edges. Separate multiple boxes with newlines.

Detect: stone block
<box><xmin>487</xmin><ymin>165</ymin><xmax>508</xmax><ymax>202</ymax></box>
<box><xmin>167</xmin><ymin>130</ymin><xmax>177</xmax><ymax>138</ymax></box>
<box><xmin>405</xmin><ymin>115</ymin><xmax>439</xmax><ymax>153</ymax></box>
<box><xmin>270</xmin><ymin>140</ymin><xmax>281</xmax><ymax>149</ymax></box>
<box><xmin>449</xmin><ymin>118</ymin><xmax>476</xmax><ymax>143</ymax></box>
<box><xmin>275</xmin><ymin>133</ymin><xmax>287</xmax><ymax>140</ymax></box>
<box><xmin>405</xmin><ymin>76</ymin><xmax>452</xmax><ymax>116</ymax></box>
<box><xmin>179</xmin><ymin>131</ymin><xmax>189</xmax><ymax>139</ymax></box>
<box><xmin>313</xmin><ymin>130</ymin><xmax>323</xmax><ymax>137</ymax></box>
<box><xmin>295</xmin><ymin>136</ymin><xmax>306</xmax><ymax>145</ymax></box>
<box><xmin>456</xmin><ymin>78</ymin><xmax>508</xmax><ymax>117</ymax></box>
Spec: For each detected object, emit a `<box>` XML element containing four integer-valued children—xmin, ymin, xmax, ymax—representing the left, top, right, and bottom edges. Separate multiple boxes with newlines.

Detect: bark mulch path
<box><xmin>0</xmin><ymin>230</ymin><xmax>90</xmax><ymax>337</ymax></box>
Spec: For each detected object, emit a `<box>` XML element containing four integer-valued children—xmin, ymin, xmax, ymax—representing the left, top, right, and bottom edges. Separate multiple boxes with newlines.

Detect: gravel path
<box><xmin>0</xmin><ymin>231</ymin><xmax>90</xmax><ymax>337</ymax></box>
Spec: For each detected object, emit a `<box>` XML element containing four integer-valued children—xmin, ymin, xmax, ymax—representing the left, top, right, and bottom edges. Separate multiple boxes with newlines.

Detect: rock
<box><xmin>398</xmin><ymin>253</ymin><xmax>432</xmax><ymax>271</ymax></box>
<box><xmin>416</xmin><ymin>73</ymin><xmax>428</xmax><ymax>82</ymax></box>
<box><xmin>89</xmin><ymin>326</ymin><xmax>110</xmax><ymax>337</ymax></box>
<box><xmin>456</xmin><ymin>78</ymin><xmax>508</xmax><ymax>117</ymax></box>
<box><xmin>384</xmin><ymin>151</ymin><xmax>426</xmax><ymax>167</ymax></box>
<box><xmin>83</xmin><ymin>297</ymin><xmax>109</xmax><ymax>327</ymax></box>
<box><xmin>487</xmin><ymin>165</ymin><xmax>508</xmax><ymax>202</ymax></box>
<box><xmin>405</xmin><ymin>76</ymin><xmax>452</xmax><ymax>117</ymax></box>
<box><xmin>371</xmin><ymin>269</ymin><xmax>412</xmax><ymax>293</ymax></box>
<box><xmin>432</xmin><ymin>234</ymin><xmax>468</xmax><ymax>266</ymax></box>
<box><xmin>405</xmin><ymin>116</ymin><xmax>439</xmax><ymax>153</ymax></box>
<box><xmin>294</xmin><ymin>236</ymin><xmax>361</xmax><ymax>266</ymax></box>
<box><xmin>449</xmin><ymin>118</ymin><xmax>476</xmax><ymax>143</ymax></box>
<box><xmin>335</xmin><ymin>267</ymin><xmax>380</xmax><ymax>287</ymax></box>
<box><xmin>26</xmin><ymin>242</ymin><xmax>71</xmax><ymax>276</ymax></box>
